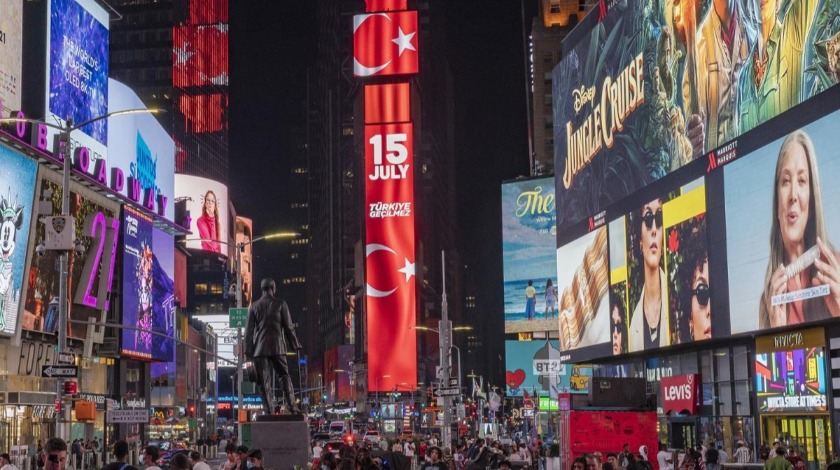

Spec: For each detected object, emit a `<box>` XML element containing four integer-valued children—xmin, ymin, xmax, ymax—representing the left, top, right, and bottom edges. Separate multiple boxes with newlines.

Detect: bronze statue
<box><xmin>244</xmin><ymin>278</ymin><xmax>303</xmax><ymax>415</ymax></box>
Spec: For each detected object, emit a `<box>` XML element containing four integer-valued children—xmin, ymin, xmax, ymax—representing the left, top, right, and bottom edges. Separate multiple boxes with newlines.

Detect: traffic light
<box><xmin>322</xmin><ymin>393</ymin><xmax>327</xmax><ymax>401</ymax></box>
<box><xmin>188</xmin><ymin>405</ymin><xmax>196</xmax><ymax>416</ymax></box>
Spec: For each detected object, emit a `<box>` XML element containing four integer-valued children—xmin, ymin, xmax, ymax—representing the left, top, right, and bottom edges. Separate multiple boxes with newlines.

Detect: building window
<box><xmin>195</xmin><ymin>283</ymin><xmax>208</xmax><ymax>295</ymax></box>
<box><xmin>550</xmin><ymin>4</ymin><xmax>561</xmax><ymax>13</ymax></box>
<box><xmin>209</xmin><ymin>283</ymin><xmax>224</xmax><ymax>295</ymax></box>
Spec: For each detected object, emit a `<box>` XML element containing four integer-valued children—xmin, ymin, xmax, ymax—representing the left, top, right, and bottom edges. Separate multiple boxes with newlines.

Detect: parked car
<box><xmin>323</xmin><ymin>440</ymin><xmax>345</xmax><ymax>456</ymax></box>
<box><xmin>363</xmin><ymin>430</ymin><xmax>382</xmax><ymax>444</ymax></box>
<box><xmin>312</xmin><ymin>433</ymin><xmax>331</xmax><ymax>445</ymax></box>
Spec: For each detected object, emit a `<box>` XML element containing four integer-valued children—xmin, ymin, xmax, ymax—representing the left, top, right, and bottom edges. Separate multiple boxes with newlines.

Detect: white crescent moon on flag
<box><xmin>366</xmin><ymin>243</ymin><xmax>398</xmax><ymax>298</ymax></box>
<box><xmin>353</xmin><ymin>13</ymin><xmax>393</xmax><ymax>77</ymax></box>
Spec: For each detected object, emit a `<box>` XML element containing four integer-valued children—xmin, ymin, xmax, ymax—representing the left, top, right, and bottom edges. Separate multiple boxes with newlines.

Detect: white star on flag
<box><xmin>398</xmin><ymin>258</ymin><xmax>415</xmax><ymax>282</ymax></box>
<box><xmin>391</xmin><ymin>27</ymin><xmax>416</xmax><ymax>56</ymax></box>
<box><xmin>174</xmin><ymin>42</ymin><xmax>194</xmax><ymax>66</ymax></box>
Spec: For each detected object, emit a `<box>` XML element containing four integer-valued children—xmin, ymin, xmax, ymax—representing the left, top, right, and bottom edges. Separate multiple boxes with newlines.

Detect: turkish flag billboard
<box><xmin>661</xmin><ymin>374</ymin><xmax>700</xmax><ymax>415</ymax></box>
<box><xmin>365</xmin><ymin>122</ymin><xmax>417</xmax><ymax>391</ymax></box>
<box><xmin>353</xmin><ymin>11</ymin><xmax>418</xmax><ymax>77</ymax></box>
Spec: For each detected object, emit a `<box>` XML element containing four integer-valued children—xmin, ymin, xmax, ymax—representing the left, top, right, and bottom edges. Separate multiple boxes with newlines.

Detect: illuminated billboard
<box><xmin>353</xmin><ymin>10</ymin><xmax>419</xmax><ymax>77</ymax></box>
<box><xmin>756</xmin><ymin>347</ymin><xmax>826</xmax><ymax>413</ymax></box>
<box><xmin>234</xmin><ymin>216</ymin><xmax>253</xmax><ymax>307</ymax></box>
<box><xmin>174</xmin><ymin>174</ymin><xmax>229</xmax><ymax>254</ymax></box>
<box><xmin>505</xmin><ymin>340</ymin><xmax>590</xmax><ymax>397</ymax></box>
<box><xmin>45</xmin><ymin>0</ymin><xmax>110</xmax><ymax>174</ymax></box>
<box><xmin>173</xmin><ymin>25</ymin><xmax>229</xmax><ymax>88</ymax></box>
<box><xmin>23</xmin><ymin>175</ymin><xmax>119</xmax><ymax>340</ymax></box>
<box><xmin>0</xmin><ymin>145</ymin><xmax>38</xmax><ymax>336</ymax></box>
<box><xmin>0</xmin><ymin>0</ymin><xmax>23</xmax><ymax>114</ymax></box>
<box><xmin>501</xmin><ymin>178</ymin><xmax>557</xmax><ymax>334</ymax></box>
<box><xmin>107</xmin><ymin>79</ymin><xmax>175</xmax><ymax>222</ymax></box>
<box><xmin>191</xmin><ymin>313</ymin><xmax>236</xmax><ymax>365</ymax></box>
<box><xmin>552</xmin><ymin>0</ymin><xmax>839</xmax><ymax>234</ymax></box>
<box><xmin>121</xmin><ymin>206</ymin><xmax>176</xmax><ymax>361</ymax></box>
<box><xmin>365</xmin><ymin>120</ymin><xmax>417</xmax><ymax>391</ymax></box>
<box><xmin>726</xmin><ymin>108</ymin><xmax>840</xmax><ymax>335</ymax></box>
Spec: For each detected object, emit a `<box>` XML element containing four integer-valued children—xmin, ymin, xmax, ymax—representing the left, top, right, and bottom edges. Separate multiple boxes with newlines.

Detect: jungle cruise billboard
<box><xmin>552</xmin><ymin>0</ymin><xmax>840</xmax><ymax>234</ymax></box>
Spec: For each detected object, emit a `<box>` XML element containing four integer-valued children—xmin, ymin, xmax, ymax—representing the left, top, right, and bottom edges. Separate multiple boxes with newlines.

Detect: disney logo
<box><xmin>572</xmin><ymin>85</ymin><xmax>597</xmax><ymax>113</ymax></box>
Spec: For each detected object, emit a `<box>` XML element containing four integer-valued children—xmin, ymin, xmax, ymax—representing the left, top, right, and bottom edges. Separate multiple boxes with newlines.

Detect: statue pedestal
<box><xmin>243</xmin><ymin>420</ymin><xmax>310</xmax><ymax>467</ymax></box>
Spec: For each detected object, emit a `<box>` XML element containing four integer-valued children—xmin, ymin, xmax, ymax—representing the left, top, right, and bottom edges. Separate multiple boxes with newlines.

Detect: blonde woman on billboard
<box><xmin>197</xmin><ymin>190</ymin><xmax>221</xmax><ymax>253</ymax></box>
<box><xmin>629</xmin><ymin>198</ymin><xmax>669</xmax><ymax>351</ymax></box>
<box><xmin>759</xmin><ymin>130</ymin><xmax>840</xmax><ymax>328</ymax></box>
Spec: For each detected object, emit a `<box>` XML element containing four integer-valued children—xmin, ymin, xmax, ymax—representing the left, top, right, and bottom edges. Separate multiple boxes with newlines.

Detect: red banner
<box><xmin>353</xmin><ymin>11</ymin><xmax>418</xmax><ymax>77</ymax></box>
<box><xmin>365</xmin><ymin>0</ymin><xmax>407</xmax><ymax>11</ymax></box>
<box><xmin>365</xmin><ymin>122</ymin><xmax>416</xmax><ymax>391</ymax></box>
<box><xmin>661</xmin><ymin>374</ymin><xmax>700</xmax><ymax>415</ymax></box>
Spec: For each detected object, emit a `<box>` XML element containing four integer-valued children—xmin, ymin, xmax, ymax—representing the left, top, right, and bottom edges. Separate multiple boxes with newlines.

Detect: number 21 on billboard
<box><xmin>73</xmin><ymin>212</ymin><xmax>120</xmax><ymax>310</ymax></box>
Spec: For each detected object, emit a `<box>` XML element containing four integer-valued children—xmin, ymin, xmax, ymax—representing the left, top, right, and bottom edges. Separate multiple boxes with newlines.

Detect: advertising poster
<box><xmin>22</xmin><ymin>176</ymin><xmax>118</xmax><ymax>339</ymax></box>
<box><xmin>756</xmin><ymin>347</ymin><xmax>826</xmax><ymax>413</ymax></box>
<box><xmin>234</xmin><ymin>216</ymin><xmax>253</xmax><ymax>307</ymax></box>
<box><xmin>107</xmin><ymin>79</ymin><xmax>175</xmax><ymax>222</ymax></box>
<box><xmin>174</xmin><ymin>174</ymin><xmax>229</xmax><ymax>254</ymax></box>
<box><xmin>121</xmin><ymin>206</ymin><xmax>175</xmax><ymax>361</ymax></box>
<box><xmin>504</xmin><ymin>340</ymin><xmax>591</xmax><ymax>397</ymax></box>
<box><xmin>0</xmin><ymin>0</ymin><xmax>23</xmax><ymax>114</ymax></box>
<box><xmin>502</xmin><ymin>177</ymin><xmax>557</xmax><ymax>334</ymax></box>
<box><xmin>609</xmin><ymin>179</ymin><xmax>712</xmax><ymax>354</ymax></box>
<box><xmin>45</xmin><ymin>0</ymin><xmax>110</xmax><ymax>174</ymax></box>
<box><xmin>556</xmin><ymin>227</ymin><xmax>610</xmax><ymax>362</ymax></box>
<box><xmin>726</xmin><ymin>108</ymin><xmax>840</xmax><ymax>334</ymax></box>
<box><xmin>0</xmin><ymin>145</ymin><xmax>38</xmax><ymax>335</ymax></box>
<box><xmin>552</xmin><ymin>0</ymin><xmax>840</xmax><ymax>234</ymax></box>
<box><xmin>364</xmin><ymin>121</ymin><xmax>417</xmax><ymax>392</ymax></box>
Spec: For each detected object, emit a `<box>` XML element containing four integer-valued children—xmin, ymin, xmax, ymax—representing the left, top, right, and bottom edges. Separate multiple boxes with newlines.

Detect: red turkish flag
<box><xmin>365</xmin><ymin>122</ymin><xmax>417</xmax><ymax>392</ymax></box>
<box><xmin>173</xmin><ymin>25</ymin><xmax>229</xmax><ymax>88</ymax></box>
<box><xmin>353</xmin><ymin>11</ymin><xmax>419</xmax><ymax>77</ymax></box>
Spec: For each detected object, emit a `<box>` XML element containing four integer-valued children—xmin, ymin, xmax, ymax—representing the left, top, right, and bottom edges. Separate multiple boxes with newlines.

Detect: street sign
<box><xmin>229</xmin><ymin>308</ymin><xmax>248</xmax><ymax>328</ymax></box>
<box><xmin>434</xmin><ymin>388</ymin><xmax>460</xmax><ymax>397</ymax></box>
<box><xmin>107</xmin><ymin>409</ymin><xmax>149</xmax><ymax>424</ymax></box>
<box><xmin>57</xmin><ymin>351</ymin><xmax>75</xmax><ymax>365</ymax></box>
<box><xmin>41</xmin><ymin>365</ymin><xmax>78</xmax><ymax>378</ymax></box>
<box><xmin>448</xmin><ymin>378</ymin><xmax>459</xmax><ymax>387</ymax></box>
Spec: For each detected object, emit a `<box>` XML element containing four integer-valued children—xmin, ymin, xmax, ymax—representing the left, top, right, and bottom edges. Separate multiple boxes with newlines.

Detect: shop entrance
<box><xmin>669</xmin><ymin>419</ymin><xmax>697</xmax><ymax>451</ymax></box>
<box><xmin>762</xmin><ymin>415</ymin><xmax>831</xmax><ymax>470</ymax></box>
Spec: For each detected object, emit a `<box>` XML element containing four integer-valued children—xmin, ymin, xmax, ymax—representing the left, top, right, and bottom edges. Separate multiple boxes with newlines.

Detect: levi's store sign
<box><xmin>353</xmin><ymin>10</ymin><xmax>418</xmax><ymax>77</ymax></box>
<box><xmin>660</xmin><ymin>374</ymin><xmax>699</xmax><ymax>415</ymax></box>
<box><xmin>364</xmin><ymin>120</ymin><xmax>417</xmax><ymax>391</ymax></box>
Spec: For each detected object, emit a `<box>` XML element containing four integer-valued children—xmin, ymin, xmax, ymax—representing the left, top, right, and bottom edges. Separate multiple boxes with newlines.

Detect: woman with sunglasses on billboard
<box><xmin>679</xmin><ymin>219</ymin><xmax>711</xmax><ymax>341</ymax></box>
<box><xmin>630</xmin><ymin>198</ymin><xmax>670</xmax><ymax>351</ymax></box>
<box><xmin>760</xmin><ymin>130</ymin><xmax>840</xmax><ymax>328</ymax></box>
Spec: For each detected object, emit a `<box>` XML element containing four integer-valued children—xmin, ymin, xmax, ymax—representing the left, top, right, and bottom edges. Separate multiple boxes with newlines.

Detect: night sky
<box><xmin>229</xmin><ymin>1</ymin><xmax>535</xmax><ymax>354</ymax></box>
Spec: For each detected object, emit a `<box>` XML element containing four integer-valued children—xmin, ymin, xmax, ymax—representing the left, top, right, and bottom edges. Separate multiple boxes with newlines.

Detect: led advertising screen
<box><xmin>756</xmin><ymin>347</ymin><xmax>826</xmax><ymax>413</ymax></box>
<box><xmin>45</xmin><ymin>0</ymin><xmax>110</xmax><ymax>174</ymax></box>
<box><xmin>173</xmin><ymin>25</ymin><xmax>229</xmax><ymax>88</ymax></box>
<box><xmin>556</xmin><ymin>227</ymin><xmax>610</xmax><ymax>362</ymax></box>
<box><xmin>504</xmin><ymin>340</ymin><xmax>591</xmax><ymax>397</ymax></box>
<box><xmin>0</xmin><ymin>0</ymin><xmax>23</xmax><ymax>114</ymax></box>
<box><xmin>121</xmin><ymin>206</ymin><xmax>176</xmax><ymax>361</ymax></box>
<box><xmin>612</xmin><ymin>178</ymin><xmax>711</xmax><ymax>353</ymax></box>
<box><xmin>0</xmin><ymin>145</ymin><xmax>38</xmax><ymax>335</ymax></box>
<box><xmin>502</xmin><ymin>178</ymin><xmax>557</xmax><ymax>334</ymax></box>
<box><xmin>22</xmin><ymin>175</ymin><xmax>119</xmax><ymax>340</ymax></box>
<box><xmin>107</xmin><ymin>79</ymin><xmax>175</xmax><ymax>222</ymax></box>
<box><xmin>365</xmin><ymin>121</ymin><xmax>417</xmax><ymax>392</ymax></box>
<box><xmin>174</xmin><ymin>174</ymin><xmax>229</xmax><ymax>254</ymax></box>
<box><xmin>552</xmin><ymin>0</ymin><xmax>840</xmax><ymax>234</ymax></box>
<box><xmin>235</xmin><ymin>216</ymin><xmax>253</xmax><ymax>307</ymax></box>
<box><xmin>726</xmin><ymin>108</ymin><xmax>840</xmax><ymax>335</ymax></box>
<box><xmin>191</xmin><ymin>314</ymin><xmax>236</xmax><ymax>365</ymax></box>
<box><xmin>353</xmin><ymin>10</ymin><xmax>419</xmax><ymax>78</ymax></box>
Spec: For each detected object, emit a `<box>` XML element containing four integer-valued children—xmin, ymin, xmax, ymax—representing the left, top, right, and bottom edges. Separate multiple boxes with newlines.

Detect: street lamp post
<box><xmin>1</xmin><ymin>109</ymin><xmax>163</xmax><ymax>441</ymax></box>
